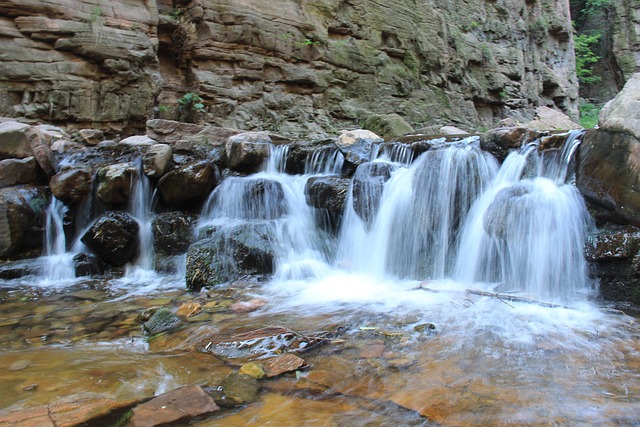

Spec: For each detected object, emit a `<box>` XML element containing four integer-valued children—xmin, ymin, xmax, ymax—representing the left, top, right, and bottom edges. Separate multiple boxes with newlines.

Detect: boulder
<box><xmin>225</xmin><ymin>132</ymin><xmax>273</xmax><ymax>173</ymax></box>
<box><xmin>480</xmin><ymin>127</ymin><xmax>541</xmax><ymax>162</ymax></box>
<box><xmin>25</xmin><ymin>126</ymin><xmax>57</xmax><ymax>178</ymax></box>
<box><xmin>96</xmin><ymin>162</ymin><xmax>137</xmax><ymax>206</ymax></box>
<box><xmin>72</xmin><ymin>252</ymin><xmax>104</xmax><ymax>277</ymax></box>
<box><xmin>599</xmin><ymin>72</ymin><xmax>640</xmax><ymax>140</ymax></box>
<box><xmin>524</xmin><ymin>106</ymin><xmax>581</xmax><ymax>131</ymax></box>
<box><xmin>130</xmin><ymin>385</ymin><xmax>219</xmax><ymax>427</ymax></box>
<box><xmin>483</xmin><ymin>184</ymin><xmax>532</xmax><ymax>239</ymax></box>
<box><xmin>0</xmin><ymin>121</ymin><xmax>31</xmax><ymax>160</ymax></box>
<box><xmin>577</xmin><ymin>129</ymin><xmax>640</xmax><ymax>225</ymax></box>
<box><xmin>305</xmin><ymin>176</ymin><xmax>350</xmax><ymax>232</ymax></box>
<box><xmin>352</xmin><ymin>162</ymin><xmax>396</xmax><ymax>227</ymax></box>
<box><xmin>152</xmin><ymin>211</ymin><xmax>197</xmax><ymax>256</ymax></box>
<box><xmin>120</xmin><ymin>135</ymin><xmax>157</xmax><ymax>147</ymax></box>
<box><xmin>440</xmin><ymin>125</ymin><xmax>470</xmax><ymax>135</ymax></box>
<box><xmin>143</xmin><ymin>144</ymin><xmax>173</xmax><ymax>178</ymax></box>
<box><xmin>335</xmin><ymin>129</ymin><xmax>382</xmax><ymax>168</ymax></box>
<box><xmin>81</xmin><ymin>211</ymin><xmax>140</xmax><ymax>267</ymax></box>
<box><xmin>49</xmin><ymin>167</ymin><xmax>92</xmax><ymax>205</ymax></box>
<box><xmin>0</xmin><ymin>157</ymin><xmax>39</xmax><ymax>188</ymax></box>
<box><xmin>157</xmin><ymin>160</ymin><xmax>219</xmax><ymax>207</ymax></box>
<box><xmin>584</xmin><ymin>225</ymin><xmax>640</xmax><ymax>306</ymax></box>
<box><xmin>0</xmin><ymin>185</ymin><xmax>48</xmax><ymax>258</ymax></box>
<box><xmin>362</xmin><ymin>114</ymin><xmax>414</xmax><ymax>139</ymax></box>
<box><xmin>77</xmin><ymin>129</ymin><xmax>104</xmax><ymax>146</ymax></box>
<box><xmin>185</xmin><ymin>222</ymin><xmax>275</xmax><ymax>290</ymax></box>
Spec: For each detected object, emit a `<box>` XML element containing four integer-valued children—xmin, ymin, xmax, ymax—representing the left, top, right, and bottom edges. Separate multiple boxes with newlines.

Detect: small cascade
<box><xmin>304</xmin><ymin>146</ymin><xmax>345</xmax><ymax>175</ymax></box>
<box><xmin>453</xmin><ymin>131</ymin><xmax>592</xmax><ymax>302</ymax></box>
<box><xmin>41</xmin><ymin>197</ymin><xmax>76</xmax><ymax>280</ymax></box>
<box><xmin>126</xmin><ymin>162</ymin><xmax>155</xmax><ymax>275</ymax></box>
<box><xmin>371</xmin><ymin>142</ymin><xmax>414</xmax><ymax>165</ymax></box>
<box><xmin>264</xmin><ymin>144</ymin><xmax>289</xmax><ymax>174</ymax></box>
<box><xmin>337</xmin><ymin>137</ymin><xmax>498</xmax><ymax>279</ymax></box>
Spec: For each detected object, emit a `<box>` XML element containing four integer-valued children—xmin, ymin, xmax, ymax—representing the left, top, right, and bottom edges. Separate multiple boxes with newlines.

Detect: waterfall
<box><xmin>42</xmin><ymin>197</ymin><xmax>76</xmax><ymax>280</ymax></box>
<box><xmin>125</xmin><ymin>161</ymin><xmax>155</xmax><ymax>275</ymax></box>
<box><xmin>304</xmin><ymin>146</ymin><xmax>345</xmax><ymax>175</ymax></box>
<box><xmin>337</xmin><ymin>137</ymin><xmax>498</xmax><ymax>279</ymax></box>
<box><xmin>453</xmin><ymin>131</ymin><xmax>592</xmax><ymax>302</ymax></box>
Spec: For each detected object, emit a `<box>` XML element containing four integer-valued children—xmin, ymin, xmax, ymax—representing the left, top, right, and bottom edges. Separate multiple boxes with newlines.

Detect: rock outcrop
<box><xmin>0</xmin><ymin>0</ymin><xmax>579</xmax><ymax>137</ymax></box>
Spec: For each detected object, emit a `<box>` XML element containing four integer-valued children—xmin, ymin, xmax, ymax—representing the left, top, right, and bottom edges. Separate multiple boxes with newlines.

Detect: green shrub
<box><xmin>574</xmin><ymin>32</ymin><xmax>602</xmax><ymax>84</ymax></box>
<box><xmin>579</xmin><ymin>102</ymin><xmax>601</xmax><ymax>128</ymax></box>
<box><xmin>178</xmin><ymin>92</ymin><xmax>205</xmax><ymax>123</ymax></box>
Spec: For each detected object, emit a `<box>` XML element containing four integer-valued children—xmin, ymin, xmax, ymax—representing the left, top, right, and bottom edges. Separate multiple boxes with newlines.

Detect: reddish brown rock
<box><xmin>0</xmin><ymin>406</ymin><xmax>54</xmax><ymax>427</ymax></box>
<box><xmin>262</xmin><ymin>353</ymin><xmax>307</xmax><ymax>378</ymax></box>
<box><xmin>157</xmin><ymin>160</ymin><xmax>219</xmax><ymax>207</ymax></box>
<box><xmin>130</xmin><ymin>385</ymin><xmax>219</xmax><ymax>427</ymax></box>
<box><xmin>25</xmin><ymin>126</ymin><xmax>57</xmax><ymax>178</ymax></box>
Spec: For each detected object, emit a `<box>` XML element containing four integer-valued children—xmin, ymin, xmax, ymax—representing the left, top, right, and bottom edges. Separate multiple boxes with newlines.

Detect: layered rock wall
<box><xmin>1</xmin><ymin>0</ymin><xmax>578</xmax><ymax>138</ymax></box>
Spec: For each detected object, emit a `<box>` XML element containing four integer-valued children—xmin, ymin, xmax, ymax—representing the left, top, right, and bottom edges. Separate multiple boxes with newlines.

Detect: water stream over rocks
<box><xmin>1</xmin><ymin>132</ymin><xmax>640</xmax><ymax>426</ymax></box>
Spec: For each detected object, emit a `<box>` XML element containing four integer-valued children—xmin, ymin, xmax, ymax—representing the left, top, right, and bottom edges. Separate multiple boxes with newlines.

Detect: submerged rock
<box><xmin>216</xmin><ymin>373</ymin><xmax>260</xmax><ymax>407</ymax></box>
<box><xmin>352</xmin><ymin>162</ymin><xmax>396</xmax><ymax>227</ymax></box>
<box><xmin>142</xmin><ymin>307</ymin><xmax>182</xmax><ymax>335</ymax></box>
<box><xmin>185</xmin><ymin>222</ymin><xmax>275</xmax><ymax>290</ymax></box>
<box><xmin>131</xmin><ymin>385</ymin><xmax>219</xmax><ymax>427</ymax></box>
<box><xmin>262</xmin><ymin>353</ymin><xmax>307</xmax><ymax>378</ymax></box>
<box><xmin>81</xmin><ymin>211</ymin><xmax>140</xmax><ymax>267</ymax></box>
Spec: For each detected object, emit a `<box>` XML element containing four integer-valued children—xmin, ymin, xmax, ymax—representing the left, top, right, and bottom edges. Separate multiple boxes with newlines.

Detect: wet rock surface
<box><xmin>81</xmin><ymin>211</ymin><xmax>140</xmax><ymax>267</ymax></box>
<box><xmin>131</xmin><ymin>385</ymin><xmax>219</xmax><ymax>427</ymax></box>
<box><xmin>352</xmin><ymin>162</ymin><xmax>396</xmax><ymax>227</ymax></box>
<box><xmin>49</xmin><ymin>167</ymin><xmax>93</xmax><ymax>205</ymax></box>
<box><xmin>157</xmin><ymin>160</ymin><xmax>219</xmax><ymax>207</ymax></box>
<box><xmin>0</xmin><ymin>185</ymin><xmax>48</xmax><ymax>258</ymax></box>
<box><xmin>152</xmin><ymin>211</ymin><xmax>197</xmax><ymax>256</ymax></box>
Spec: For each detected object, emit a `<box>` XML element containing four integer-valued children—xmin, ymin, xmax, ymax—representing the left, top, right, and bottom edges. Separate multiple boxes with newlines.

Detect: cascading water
<box><xmin>125</xmin><ymin>161</ymin><xmax>156</xmax><ymax>276</ymax></box>
<box><xmin>454</xmin><ymin>131</ymin><xmax>592</xmax><ymax>302</ymax></box>
<box><xmin>337</xmin><ymin>137</ymin><xmax>498</xmax><ymax>279</ymax></box>
<box><xmin>304</xmin><ymin>146</ymin><xmax>345</xmax><ymax>175</ymax></box>
<box><xmin>41</xmin><ymin>197</ymin><xmax>76</xmax><ymax>280</ymax></box>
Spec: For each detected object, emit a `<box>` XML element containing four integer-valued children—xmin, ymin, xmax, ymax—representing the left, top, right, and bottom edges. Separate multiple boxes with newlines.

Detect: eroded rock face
<box><xmin>81</xmin><ymin>211</ymin><xmax>140</xmax><ymax>266</ymax></box>
<box><xmin>0</xmin><ymin>0</ymin><xmax>578</xmax><ymax>136</ymax></box>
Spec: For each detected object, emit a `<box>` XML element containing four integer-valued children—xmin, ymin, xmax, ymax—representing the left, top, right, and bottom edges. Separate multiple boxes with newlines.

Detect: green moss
<box><xmin>579</xmin><ymin>102</ymin><xmax>601</xmax><ymax>128</ymax></box>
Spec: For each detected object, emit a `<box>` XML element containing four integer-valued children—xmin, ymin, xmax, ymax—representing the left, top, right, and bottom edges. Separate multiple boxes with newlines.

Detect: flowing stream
<box><xmin>1</xmin><ymin>134</ymin><xmax>640</xmax><ymax>425</ymax></box>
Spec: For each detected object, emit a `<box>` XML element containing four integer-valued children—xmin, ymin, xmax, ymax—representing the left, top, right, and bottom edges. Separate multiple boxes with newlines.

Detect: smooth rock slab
<box><xmin>130</xmin><ymin>385</ymin><xmax>219</xmax><ymax>427</ymax></box>
<box><xmin>262</xmin><ymin>353</ymin><xmax>307</xmax><ymax>378</ymax></box>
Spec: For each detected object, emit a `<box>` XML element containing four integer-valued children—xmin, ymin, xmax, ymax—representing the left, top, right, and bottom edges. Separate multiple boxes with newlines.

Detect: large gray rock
<box><xmin>0</xmin><ymin>121</ymin><xmax>31</xmax><ymax>160</ymax></box>
<box><xmin>49</xmin><ymin>167</ymin><xmax>92</xmax><ymax>205</ymax></box>
<box><xmin>599</xmin><ymin>72</ymin><xmax>640</xmax><ymax>140</ymax></box>
<box><xmin>225</xmin><ymin>132</ymin><xmax>273</xmax><ymax>173</ymax></box>
<box><xmin>0</xmin><ymin>157</ymin><xmax>39</xmax><ymax>188</ymax></box>
<box><xmin>362</xmin><ymin>114</ymin><xmax>414</xmax><ymax>139</ymax></box>
<box><xmin>143</xmin><ymin>144</ymin><xmax>173</xmax><ymax>179</ymax></box>
<box><xmin>96</xmin><ymin>162</ymin><xmax>137</xmax><ymax>206</ymax></box>
<box><xmin>81</xmin><ymin>211</ymin><xmax>140</xmax><ymax>267</ymax></box>
<box><xmin>0</xmin><ymin>185</ymin><xmax>48</xmax><ymax>258</ymax></box>
<box><xmin>157</xmin><ymin>160</ymin><xmax>219</xmax><ymax>207</ymax></box>
<box><xmin>577</xmin><ymin>129</ymin><xmax>640</xmax><ymax>226</ymax></box>
<box><xmin>524</xmin><ymin>106</ymin><xmax>581</xmax><ymax>131</ymax></box>
<box><xmin>185</xmin><ymin>222</ymin><xmax>276</xmax><ymax>290</ymax></box>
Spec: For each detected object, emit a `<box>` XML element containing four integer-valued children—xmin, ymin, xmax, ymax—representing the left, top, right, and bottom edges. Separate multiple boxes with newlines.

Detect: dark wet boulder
<box><xmin>185</xmin><ymin>222</ymin><xmax>275</xmax><ymax>290</ymax></box>
<box><xmin>480</xmin><ymin>127</ymin><xmax>540</xmax><ymax>163</ymax></box>
<box><xmin>49</xmin><ymin>167</ymin><xmax>93</xmax><ymax>205</ymax></box>
<box><xmin>352</xmin><ymin>162</ymin><xmax>396</xmax><ymax>228</ymax></box>
<box><xmin>142</xmin><ymin>307</ymin><xmax>182</xmax><ymax>335</ymax></box>
<box><xmin>0</xmin><ymin>259</ymin><xmax>41</xmax><ymax>279</ymax></box>
<box><xmin>72</xmin><ymin>252</ymin><xmax>104</xmax><ymax>277</ymax></box>
<box><xmin>0</xmin><ymin>185</ymin><xmax>48</xmax><ymax>258</ymax></box>
<box><xmin>157</xmin><ymin>160</ymin><xmax>219</xmax><ymax>207</ymax></box>
<box><xmin>305</xmin><ymin>176</ymin><xmax>350</xmax><ymax>232</ymax></box>
<box><xmin>584</xmin><ymin>225</ymin><xmax>640</xmax><ymax>306</ymax></box>
<box><xmin>96</xmin><ymin>162</ymin><xmax>137</xmax><ymax>207</ymax></box>
<box><xmin>225</xmin><ymin>132</ymin><xmax>273</xmax><ymax>173</ymax></box>
<box><xmin>81</xmin><ymin>211</ymin><xmax>140</xmax><ymax>267</ymax></box>
<box><xmin>0</xmin><ymin>157</ymin><xmax>40</xmax><ymax>188</ymax></box>
<box><xmin>483</xmin><ymin>184</ymin><xmax>532</xmax><ymax>239</ymax></box>
<box><xmin>335</xmin><ymin>129</ymin><xmax>382</xmax><ymax>170</ymax></box>
<box><xmin>152</xmin><ymin>211</ymin><xmax>197</xmax><ymax>256</ymax></box>
<box><xmin>207</xmin><ymin>177</ymin><xmax>286</xmax><ymax>220</ymax></box>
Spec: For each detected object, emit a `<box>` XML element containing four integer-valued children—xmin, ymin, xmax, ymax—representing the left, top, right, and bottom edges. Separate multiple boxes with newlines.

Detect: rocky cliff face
<box><xmin>0</xmin><ymin>0</ymin><xmax>578</xmax><ymax>138</ymax></box>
